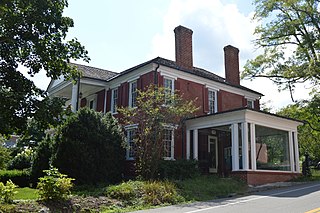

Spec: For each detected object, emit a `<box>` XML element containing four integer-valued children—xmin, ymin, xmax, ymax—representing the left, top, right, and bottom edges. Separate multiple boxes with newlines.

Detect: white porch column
<box><xmin>242</xmin><ymin>122</ymin><xmax>249</xmax><ymax>170</ymax></box>
<box><xmin>193</xmin><ymin>129</ymin><xmax>198</xmax><ymax>160</ymax></box>
<box><xmin>186</xmin><ymin>129</ymin><xmax>191</xmax><ymax>160</ymax></box>
<box><xmin>231</xmin><ymin>123</ymin><xmax>239</xmax><ymax>171</ymax></box>
<box><xmin>294</xmin><ymin>131</ymin><xmax>300</xmax><ymax>172</ymax></box>
<box><xmin>71</xmin><ymin>82</ymin><xmax>79</xmax><ymax>112</ymax></box>
<box><xmin>250</xmin><ymin>124</ymin><xmax>257</xmax><ymax>170</ymax></box>
<box><xmin>289</xmin><ymin>131</ymin><xmax>295</xmax><ymax>172</ymax></box>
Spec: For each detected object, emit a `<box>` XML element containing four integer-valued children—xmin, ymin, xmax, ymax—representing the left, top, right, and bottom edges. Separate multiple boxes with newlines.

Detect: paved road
<box><xmin>132</xmin><ymin>182</ymin><xmax>320</xmax><ymax>213</ymax></box>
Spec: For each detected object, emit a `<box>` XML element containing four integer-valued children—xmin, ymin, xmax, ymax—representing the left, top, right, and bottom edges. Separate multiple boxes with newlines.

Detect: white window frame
<box><xmin>125</xmin><ymin>124</ymin><xmax>138</xmax><ymax>160</ymax></box>
<box><xmin>164</xmin><ymin>77</ymin><xmax>174</xmax><ymax>104</ymax></box>
<box><xmin>111</xmin><ymin>88</ymin><xmax>118</xmax><ymax>114</ymax></box>
<box><xmin>129</xmin><ymin>80</ymin><xmax>138</xmax><ymax>108</ymax></box>
<box><xmin>86</xmin><ymin>94</ymin><xmax>97</xmax><ymax>110</ymax></box>
<box><xmin>163</xmin><ymin>125</ymin><xmax>175</xmax><ymax>160</ymax></box>
<box><xmin>247</xmin><ymin>99</ymin><xmax>254</xmax><ymax>109</ymax></box>
<box><xmin>208</xmin><ymin>89</ymin><xmax>217</xmax><ymax>114</ymax></box>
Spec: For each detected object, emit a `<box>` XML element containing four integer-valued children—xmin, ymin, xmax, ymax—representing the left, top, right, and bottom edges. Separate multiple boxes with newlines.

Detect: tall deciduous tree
<box><xmin>242</xmin><ymin>0</ymin><xmax>320</xmax><ymax>101</ymax></box>
<box><xmin>278</xmin><ymin>93</ymin><xmax>320</xmax><ymax>161</ymax></box>
<box><xmin>0</xmin><ymin>0</ymin><xmax>89</xmax><ymax>135</ymax></box>
<box><xmin>118</xmin><ymin>85</ymin><xmax>198</xmax><ymax>180</ymax></box>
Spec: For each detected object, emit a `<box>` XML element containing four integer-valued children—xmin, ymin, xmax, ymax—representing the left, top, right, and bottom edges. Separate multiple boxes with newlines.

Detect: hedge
<box><xmin>0</xmin><ymin>170</ymin><xmax>31</xmax><ymax>187</ymax></box>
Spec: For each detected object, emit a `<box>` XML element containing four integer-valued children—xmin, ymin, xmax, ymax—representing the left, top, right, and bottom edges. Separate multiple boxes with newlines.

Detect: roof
<box><xmin>70</xmin><ymin>63</ymin><xmax>117</xmax><ymax>81</ymax></box>
<box><xmin>186</xmin><ymin>107</ymin><xmax>305</xmax><ymax>124</ymax></box>
<box><xmin>110</xmin><ymin>57</ymin><xmax>263</xmax><ymax>96</ymax></box>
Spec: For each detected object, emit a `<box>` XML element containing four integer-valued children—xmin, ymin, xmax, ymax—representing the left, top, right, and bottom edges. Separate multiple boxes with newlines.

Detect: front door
<box><xmin>208</xmin><ymin>136</ymin><xmax>218</xmax><ymax>173</ymax></box>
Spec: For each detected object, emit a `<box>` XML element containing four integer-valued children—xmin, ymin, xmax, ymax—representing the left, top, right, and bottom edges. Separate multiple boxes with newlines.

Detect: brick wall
<box><xmin>174</xmin><ymin>26</ymin><xmax>193</xmax><ymax>70</ymax></box>
<box><xmin>218</xmin><ymin>90</ymin><xmax>244</xmax><ymax>111</ymax></box>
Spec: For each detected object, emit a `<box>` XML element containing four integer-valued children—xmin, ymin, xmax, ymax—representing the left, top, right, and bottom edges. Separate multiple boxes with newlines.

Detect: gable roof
<box><xmin>70</xmin><ymin>63</ymin><xmax>117</xmax><ymax>81</ymax></box>
<box><xmin>110</xmin><ymin>57</ymin><xmax>263</xmax><ymax>96</ymax></box>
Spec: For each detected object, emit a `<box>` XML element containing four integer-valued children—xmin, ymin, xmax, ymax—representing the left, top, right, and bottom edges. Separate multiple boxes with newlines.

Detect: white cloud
<box><xmin>148</xmin><ymin>0</ymin><xmax>311</xmax><ymax>110</ymax></box>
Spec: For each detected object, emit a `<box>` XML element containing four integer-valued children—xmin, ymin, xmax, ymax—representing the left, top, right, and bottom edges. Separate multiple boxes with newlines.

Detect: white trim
<box><xmin>186</xmin><ymin>130</ymin><xmax>191</xmax><ymax>160</ymax></box>
<box><xmin>163</xmin><ymin>127</ymin><xmax>175</xmax><ymax>160</ymax></box>
<box><xmin>125</xmin><ymin>124</ymin><xmax>138</xmax><ymax>160</ymax></box>
<box><xmin>250</xmin><ymin>123</ymin><xmax>257</xmax><ymax>170</ymax></box>
<box><xmin>71</xmin><ymin>83</ymin><xmax>78</xmax><ymax>112</ymax></box>
<box><xmin>104</xmin><ymin>87</ymin><xmax>107</xmax><ymax>114</ymax></box>
<box><xmin>205</xmin><ymin>85</ymin><xmax>220</xmax><ymax>92</ymax></box>
<box><xmin>160</xmin><ymin>72</ymin><xmax>177</xmax><ymax>80</ymax></box>
<box><xmin>111</xmin><ymin>87</ymin><xmax>118</xmax><ymax>114</ymax></box>
<box><xmin>232</xmin><ymin>124</ymin><xmax>239</xmax><ymax>171</ymax></box>
<box><xmin>208</xmin><ymin>135</ymin><xmax>218</xmax><ymax>173</ymax></box>
<box><xmin>208</xmin><ymin>89</ymin><xmax>218</xmax><ymax>114</ymax></box>
<box><xmin>242</xmin><ymin>122</ymin><xmax>249</xmax><ymax>170</ymax></box>
<box><xmin>193</xmin><ymin>129</ymin><xmax>198</xmax><ymax>160</ymax></box>
<box><xmin>294</xmin><ymin>131</ymin><xmax>300</xmax><ymax>172</ymax></box>
<box><xmin>86</xmin><ymin>94</ymin><xmax>97</xmax><ymax>110</ymax></box>
<box><xmin>289</xmin><ymin>131</ymin><xmax>295</xmax><ymax>172</ymax></box>
<box><xmin>247</xmin><ymin>99</ymin><xmax>255</xmax><ymax>109</ymax></box>
<box><xmin>129</xmin><ymin>80</ymin><xmax>137</xmax><ymax>108</ymax></box>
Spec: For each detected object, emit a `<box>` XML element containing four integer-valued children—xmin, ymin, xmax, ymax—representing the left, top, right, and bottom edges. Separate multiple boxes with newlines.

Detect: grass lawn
<box><xmin>14</xmin><ymin>187</ymin><xmax>38</xmax><ymax>200</ymax></box>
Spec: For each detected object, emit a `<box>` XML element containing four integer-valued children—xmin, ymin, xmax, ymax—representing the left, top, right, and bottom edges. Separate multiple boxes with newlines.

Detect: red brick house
<box><xmin>47</xmin><ymin>26</ymin><xmax>302</xmax><ymax>185</ymax></box>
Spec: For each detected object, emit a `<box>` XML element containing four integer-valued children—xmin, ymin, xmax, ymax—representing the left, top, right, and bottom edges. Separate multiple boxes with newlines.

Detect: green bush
<box><xmin>0</xmin><ymin>180</ymin><xmax>17</xmax><ymax>203</ymax></box>
<box><xmin>0</xmin><ymin>146</ymin><xmax>11</xmax><ymax>169</ymax></box>
<box><xmin>158</xmin><ymin>159</ymin><xmax>200</xmax><ymax>180</ymax></box>
<box><xmin>8</xmin><ymin>147</ymin><xmax>34</xmax><ymax>170</ymax></box>
<box><xmin>0</xmin><ymin>170</ymin><xmax>30</xmax><ymax>187</ymax></box>
<box><xmin>52</xmin><ymin>108</ymin><xmax>125</xmax><ymax>184</ymax></box>
<box><xmin>142</xmin><ymin>181</ymin><xmax>183</xmax><ymax>205</ymax></box>
<box><xmin>37</xmin><ymin>167</ymin><xmax>74</xmax><ymax>201</ymax></box>
<box><xmin>105</xmin><ymin>180</ymin><xmax>183</xmax><ymax>206</ymax></box>
<box><xmin>106</xmin><ymin>180</ymin><xmax>143</xmax><ymax>203</ymax></box>
<box><xmin>31</xmin><ymin>135</ymin><xmax>54</xmax><ymax>185</ymax></box>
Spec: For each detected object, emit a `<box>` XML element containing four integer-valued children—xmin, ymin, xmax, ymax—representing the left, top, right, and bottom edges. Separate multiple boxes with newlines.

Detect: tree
<box><xmin>0</xmin><ymin>0</ymin><xmax>89</xmax><ymax>135</ymax></box>
<box><xmin>52</xmin><ymin>108</ymin><xmax>125</xmax><ymax>184</ymax></box>
<box><xmin>242</xmin><ymin>0</ymin><xmax>320</xmax><ymax>101</ymax></box>
<box><xmin>118</xmin><ymin>85</ymin><xmax>198</xmax><ymax>180</ymax></box>
<box><xmin>278</xmin><ymin>93</ymin><xmax>320</xmax><ymax>161</ymax></box>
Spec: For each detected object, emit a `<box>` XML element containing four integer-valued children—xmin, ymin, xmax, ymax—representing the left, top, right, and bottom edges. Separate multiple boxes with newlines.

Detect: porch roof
<box><xmin>186</xmin><ymin>107</ymin><xmax>304</xmax><ymax>131</ymax></box>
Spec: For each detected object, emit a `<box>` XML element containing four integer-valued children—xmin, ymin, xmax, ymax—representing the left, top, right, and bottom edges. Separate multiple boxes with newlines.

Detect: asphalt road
<box><xmin>132</xmin><ymin>181</ymin><xmax>320</xmax><ymax>213</ymax></box>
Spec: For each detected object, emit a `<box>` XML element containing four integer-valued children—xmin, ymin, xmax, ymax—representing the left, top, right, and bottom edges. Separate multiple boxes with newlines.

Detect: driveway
<box><xmin>131</xmin><ymin>181</ymin><xmax>320</xmax><ymax>213</ymax></box>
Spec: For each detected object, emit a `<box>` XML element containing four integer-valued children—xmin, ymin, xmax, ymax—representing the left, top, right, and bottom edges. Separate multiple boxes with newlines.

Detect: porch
<box><xmin>185</xmin><ymin>108</ymin><xmax>303</xmax><ymax>185</ymax></box>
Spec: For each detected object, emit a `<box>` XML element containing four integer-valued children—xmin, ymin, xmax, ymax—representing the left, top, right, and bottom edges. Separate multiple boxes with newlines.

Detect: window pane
<box><xmin>208</xmin><ymin>90</ymin><xmax>216</xmax><ymax>114</ymax></box>
<box><xmin>127</xmin><ymin>129</ymin><xmax>136</xmax><ymax>159</ymax></box>
<box><xmin>112</xmin><ymin>89</ymin><xmax>118</xmax><ymax>113</ymax></box>
<box><xmin>255</xmin><ymin>125</ymin><xmax>290</xmax><ymax>171</ymax></box>
<box><xmin>163</xmin><ymin>129</ymin><xmax>173</xmax><ymax>158</ymax></box>
<box><xmin>130</xmin><ymin>81</ymin><xmax>137</xmax><ymax>108</ymax></box>
<box><xmin>164</xmin><ymin>78</ymin><xmax>173</xmax><ymax>104</ymax></box>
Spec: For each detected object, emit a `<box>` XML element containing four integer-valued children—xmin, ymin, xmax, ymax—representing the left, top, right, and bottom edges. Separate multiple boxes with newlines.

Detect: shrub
<box><xmin>0</xmin><ymin>169</ymin><xmax>30</xmax><ymax>187</ymax></box>
<box><xmin>0</xmin><ymin>146</ymin><xmax>11</xmax><ymax>169</ymax></box>
<box><xmin>37</xmin><ymin>167</ymin><xmax>74</xmax><ymax>201</ymax></box>
<box><xmin>0</xmin><ymin>180</ymin><xmax>17</xmax><ymax>203</ymax></box>
<box><xmin>158</xmin><ymin>159</ymin><xmax>200</xmax><ymax>180</ymax></box>
<box><xmin>142</xmin><ymin>181</ymin><xmax>183</xmax><ymax>205</ymax></box>
<box><xmin>8</xmin><ymin>147</ymin><xmax>34</xmax><ymax>170</ymax></box>
<box><xmin>106</xmin><ymin>181</ymin><xmax>143</xmax><ymax>204</ymax></box>
<box><xmin>31</xmin><ymin>135</ymin><xmax>54</xmax><ymax>185</ymax></box>
<box><xmin>52</xmin><ymin>108</ymin><xmax>125</xmax><ymax>184</ymax></box>
<box><xmin>105</xmin><ymin>180</ymin><xmax>183</xmax><ymax>206</ymax></box>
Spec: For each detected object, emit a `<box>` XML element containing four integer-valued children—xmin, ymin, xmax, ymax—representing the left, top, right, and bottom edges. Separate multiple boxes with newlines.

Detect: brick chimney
<box><xmin>174</xmin><ymin>25</ymin><xmax>193</xmax><ymax>70</ymax></box>
<box><xmin>224</xmin><ymin>45</ymin><xmax>240</xmax><ymax>85</ymax></box>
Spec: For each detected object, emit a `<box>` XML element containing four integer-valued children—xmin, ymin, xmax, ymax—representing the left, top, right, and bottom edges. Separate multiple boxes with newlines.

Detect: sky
<box><xmin>32</xmin><ymin>0</ymin><xmax>312</xmax><ymax>112</ymax></box>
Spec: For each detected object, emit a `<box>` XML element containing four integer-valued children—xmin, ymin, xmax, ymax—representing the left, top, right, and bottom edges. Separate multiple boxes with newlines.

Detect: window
<box><xmin>129</xmin><ymin>81</ymin><xmax>137</xmax><ymax>108</ymax></box>
<box><xmin>255</xmin><ymin>125</ymin><xmax>290</xmax><ymax>171</ymax></box>
<box><xmin>111</xmin><ymin>88</ymin><xmax>118</xmax><ymax>114</ymax></box>
<box><xmin>164</xmin><ymin>78</ymin><xmax>174</xmax><ymax>104</ymax></box>
<box><xmin>126</xmin><ymin>127</ymin><xmax>137</xmax><ymax>160</ymax></box>
<box><xmin>86</xmin><ymin>94</ymin><xmax>97</xmax><ymax>110</ymax></box>
<box><xmin>208</xmin><ymin>90</ymin><xmax>217</xmax><ymax>114</ymax></box>
<box><xmin>163</xmin><ymin>127</ymin><xmax>174</xmax><ymax>159</ymax></box>
<box><xmin>89</xmin><ymin>100</ymin><xmax>94</xmax><ymax>109</ymax></box>
<box><xmin>247</xmin><ymin>99</ymin><xmax>254</xmax><ymax>109</ymax></box>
